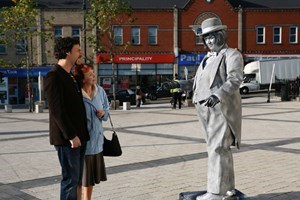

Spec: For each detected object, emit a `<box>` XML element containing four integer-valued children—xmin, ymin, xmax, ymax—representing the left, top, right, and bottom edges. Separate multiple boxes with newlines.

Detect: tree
<box><xmin>0</xmin><ymin>0</ymin><xmax>37</xmax><ymax>61</ymax></box>
<box><xmin>0</xmin><ymin>0</ymin><xmax>52</xmax><ymax>111</ymax></box>
<box><xmin>86</xmin><ymin>0</ymin><xmax>135</xmax><ymax>109</ymax></box>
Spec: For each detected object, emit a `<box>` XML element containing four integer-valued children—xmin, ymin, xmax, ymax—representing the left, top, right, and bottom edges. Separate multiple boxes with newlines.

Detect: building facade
<box><xmin>97</xmin><ymin>0</ymin><xmax>300</xmax><ymax>93</ymax></box>
<box><xmin>0</xmin><ymin>0</ymin><xmax>300</xmax><ymax>104</ymax></box>
<box><xmin>0</xmin><ymin>0</ymin><xmax>94</xmax><ymax>105</ymax></box>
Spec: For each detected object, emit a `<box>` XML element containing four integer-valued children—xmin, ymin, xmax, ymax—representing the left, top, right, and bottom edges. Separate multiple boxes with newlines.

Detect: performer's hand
<box><xmin>70</xmin><ymin>136</ymin><xmax>81</xmax><ymax>148</ymax></box>
<box><xmin>204</xmin><ymin>95</ymin><xmax>220</xmax><ymax>108</ymax></box>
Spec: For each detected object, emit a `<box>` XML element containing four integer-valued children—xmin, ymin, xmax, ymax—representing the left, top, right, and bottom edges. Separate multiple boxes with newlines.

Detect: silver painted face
<box><xmin>204</xmin><ymin>34</ymin><xmax>220</xmax><ymax>52</ymax></box>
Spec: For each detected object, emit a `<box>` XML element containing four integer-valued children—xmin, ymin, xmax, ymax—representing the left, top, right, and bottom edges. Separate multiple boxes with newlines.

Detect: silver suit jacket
<box><xmin>193</xmin><ymin>45</ymin><xmax>244</xmax><ymax>148</ymax></box>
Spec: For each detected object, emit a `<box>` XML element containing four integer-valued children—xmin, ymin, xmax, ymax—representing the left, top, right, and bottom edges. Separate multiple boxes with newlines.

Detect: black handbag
<box><xmin>103</xmin><ymin>114</ymin><xmax>122</xmax><ymax>157</ymax></box>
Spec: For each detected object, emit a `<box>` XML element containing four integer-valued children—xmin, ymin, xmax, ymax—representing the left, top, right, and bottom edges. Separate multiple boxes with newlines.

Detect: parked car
<box><xmin>240</xmin><ymin>80</ymin><xmax>260</xmax><ymax>94</ymax></box>
<box><xmin>107</xmin><ymin>89</ymin><xmax>146</xmax><ymax>105</ymax></box>
<box><xmin>107</xmin><ymin>89</ymin><xmax>136</xmax><ymax>105</ymax></box>
<box><xmin>145</xmin><ymin>86</ymin><xmax>172</xmax><ymax>100</ymax></box>
<box><xmin>240</xmin><ymin>75</ymin><xmax>260</xmax><ymax>94</ymax></box>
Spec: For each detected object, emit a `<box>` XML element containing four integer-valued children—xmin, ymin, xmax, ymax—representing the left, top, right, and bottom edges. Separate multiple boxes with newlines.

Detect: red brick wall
<box><xmin>102</xmin><ymin>0</ymin><xmax>300</xmax><ymax>55</ymax></box>
<box><xmin>179</xmin><ymin>0</ymin><xmax>239</xmax><ymax>52</ymax></box>
<box><xmin>117</xmin><ymin>10</ymin><xmax>174</xmax><ymax>53</ymax></box>
<box><xmin>243</xmin><ymin>10</ymin><xmax>300</xmax><ymax>54</ymax></box>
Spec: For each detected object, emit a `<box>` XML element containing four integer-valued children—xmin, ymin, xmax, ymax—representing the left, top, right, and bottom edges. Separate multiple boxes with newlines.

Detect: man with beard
<box><xmin>45</xmin><ymin>37</ymin><xmax>89</xmax><ymax>200</ymax></box>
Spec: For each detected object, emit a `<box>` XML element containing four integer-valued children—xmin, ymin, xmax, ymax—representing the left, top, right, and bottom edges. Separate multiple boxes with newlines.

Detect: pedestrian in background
<box><xmin>193</xmin><ymin>17</ymin><xmax>243</xmax><ymax>200</ymax></box>
<box><xmin>74</xmin><ymin>64</ymin><xmax>109</xmax><ymax>200</ymax></box>
<box><xmin>170</xmin><ymin>74</ymin><xmax>182</xmax><ymax>109</ymax></box>
<box><xmin>44</xmin><ymin>37</ymin><xmax>89</xmax><ymax>200</ymax></box>
<box><xmin>135</xmin><ymin>85</ymin><xmax>143</xmax><ymax>108</ymax></box>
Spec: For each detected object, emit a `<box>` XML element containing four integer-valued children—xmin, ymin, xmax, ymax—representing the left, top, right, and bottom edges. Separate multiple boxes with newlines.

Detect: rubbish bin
<box><xmin>35</xmin><ymin>101</ymin><xmax>44</xmax><ymax>113</ymax></box>
<box><xmin>280</xmin><ymin>82</ymin><xmax>289</xmax><ymax>101</ymax></box>
<box><xmin>5</xmin><ymin>104</ymin><xmax>12</xmax><ymax>113</ymax></box>
<box><xmin>123</xmin><ymin>102</ymin><xmax>131</xmax><ymax>110</ymax></box>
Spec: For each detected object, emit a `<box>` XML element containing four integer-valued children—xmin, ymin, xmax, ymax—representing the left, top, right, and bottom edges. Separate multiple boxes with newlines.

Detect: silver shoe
<box><xmin>196</xmin><ymin>192</ymin><xmax>224</xmax><ymax>200</ymax></box>
<box><xmin>222</xmin><ymin>190</ymin><xmax>237</xmax><ymax>200</ymax></box>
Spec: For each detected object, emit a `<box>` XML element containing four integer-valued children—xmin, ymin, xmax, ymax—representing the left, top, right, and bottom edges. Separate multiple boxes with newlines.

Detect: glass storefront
<box><xmin>0</xmin><ymin>67</ymin><xmax>50</xmax><ymax>105</ymax></box>
<box><xmin>98</xmin><ymin>63</ymin><xmax>173</xmax><ymax>93</ymax></box>
<box><xmin>178</xmin><ymin>65</ymin><xmax>199</xmax><ymax>80</ymax></box>
<box><xmin>177</xmin><ymin>53</ymin><xmax>206</xmax><ymax>80</ymax></box>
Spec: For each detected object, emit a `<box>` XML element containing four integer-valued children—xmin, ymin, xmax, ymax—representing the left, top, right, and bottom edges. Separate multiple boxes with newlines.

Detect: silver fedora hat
<box><xmin>199</xmin><ymin>17</ymin><xmax>227</xmax><ymax>36</ymax></box>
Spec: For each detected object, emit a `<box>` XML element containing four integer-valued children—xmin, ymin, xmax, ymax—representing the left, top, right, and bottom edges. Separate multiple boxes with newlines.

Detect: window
<box><xmin>290</xmin><ymin>26</ymin><xmax>298</xmax><ymax>44</ymax></box>
<box><xmin>196</xmin><ymin>27</ymin><xmax>203</xmax><ymax>44</ymax></box>
<box><xmin>196</xmin><ymin>36</ymin><xmax>203</xmax><ymax>45</ymax></box>
<box><xmin>113</xmin><ymin>26</ymin><xmax>123</xmax><ymax>45</ymax></box>
<box><xmin>72</xmin><ymin>26</ymin><xmax>81</xmax><ymax>41</ymax></box>
<box><xmin>157</xmin><ymin>64</ymin><xmax>173</xmax><ymax>74</ymax></box>
<box><xmin>148</xmin><ymin>26</ymin><xmax>157</xmax><ymax>45</ymax></box>
<box><xmin>0</xmin><ymin>34</ymin><xmax>6</xmax><ymax>54</ymax></box>
<box><xmin>16</xmin><ymin>37</ymin><xmax>26</xmax><ymax>54</ymax></box>
<box><xmin>54</xmin><ymin>26</ymin><xmax>62</xmax><ymax>38</ymax></box>
<box><xmin>256</xmin><ymin>26</ymin><xmax>265</xmax><ymax>44</ymax></box>
<box><xmin>131</xmin><ymin>27</ymin><xmax>140</xmax><ymax>45</ymax></box>
<box><xmin>196</xmin><ymin>27</ymin><xmax>202</xmax><ymax>36</ymax></box>
<box><xmin>118</xmin><ymin>64</ymin><xmax>136</xmax><ymax>75</ymax></box>
<box><xmin>136</xmin><ymin>64</ymin><xmax>155</xmax><ymax>75</ymax></box>
<box><xmin>273</xmin><ymin>26</ymin><xmax>282</xmax><ymax>44</ymax></box>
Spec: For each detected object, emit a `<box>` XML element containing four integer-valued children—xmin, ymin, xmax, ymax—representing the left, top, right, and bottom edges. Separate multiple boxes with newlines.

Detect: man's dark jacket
<box><xmin>45</xmin><ymin>64</ymin><xmax>89</xmax><ymax>146</ymax></box>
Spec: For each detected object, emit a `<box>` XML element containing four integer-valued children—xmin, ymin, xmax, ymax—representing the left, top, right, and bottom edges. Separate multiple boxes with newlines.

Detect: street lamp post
<box><xmin>26</xmin><ymin>27</ymin><xmax>36</xmax><ymax>112</ymax></box>
<box><xmin>83</xmin><ymin>0</ymin><xmax>87</xmax><ymax>62</ymax></box>
<box><xmin>26</xmin><ymin>34</ymin><xmax>35</xmax><ymax>112</ymax></box>
<box><xmin>189</xmin><ymin>24</ymin><xmax>202</xmax><ymax>75</ymax></box>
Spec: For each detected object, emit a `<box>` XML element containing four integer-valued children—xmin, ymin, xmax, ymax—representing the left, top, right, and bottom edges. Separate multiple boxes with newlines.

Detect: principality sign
<box><xmin>97</xmin><ymin>54</ymin><xmax>174</xmax><ymax>64</ymax></box>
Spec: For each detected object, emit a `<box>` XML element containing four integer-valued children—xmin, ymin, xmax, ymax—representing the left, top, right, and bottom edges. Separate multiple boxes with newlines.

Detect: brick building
<box><xmin>0</xmin><ymin>0</ymin><xmax>300</xmax><ymax>105</ymax></box>
<box><xmin>97</xmin><ymin>0</ymin><xmax>300</xmax><ymax>92</ymax></box>
<box><xmin>0</xmin><ymin>0</ymin><xmax>93</xmax><ymax>105</ymax></box>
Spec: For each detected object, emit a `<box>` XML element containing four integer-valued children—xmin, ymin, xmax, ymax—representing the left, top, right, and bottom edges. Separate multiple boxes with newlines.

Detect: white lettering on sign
<box><xmin>119</xmin><ymin>56</ymin><xmax>153</xmax><ymax>62</ymax></box>
<box><xmin>180</xmin><ymin>54</ymin><xmax>187</xmax><ymax>60</ymax></box>
<box><xmin>7</xmin><ymin>70</ymin><xmax>18</xmax><ymax>75</ymax></box>
<box><xmin>180</xmin><ymin>54</ymin><xmax>196</xmax><ymax>62</ymax></box>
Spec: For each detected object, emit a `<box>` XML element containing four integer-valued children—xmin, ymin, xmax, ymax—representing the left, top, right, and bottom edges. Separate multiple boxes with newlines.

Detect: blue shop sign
<box><xmin>0</xmin><ymin>67</ymin><xmax>52</xmax><ymax>77</ymax></box>
<box><xmin>178</xmin><ymin>53</ymin><xmax>205</xmax><ymax>66</ymax></box>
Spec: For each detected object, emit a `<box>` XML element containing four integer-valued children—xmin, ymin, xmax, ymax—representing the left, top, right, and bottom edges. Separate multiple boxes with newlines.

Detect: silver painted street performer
<box><xmin>193</xmin><ymin>17</ymin><xmax>244</xmax><ymax>200</ymax></box>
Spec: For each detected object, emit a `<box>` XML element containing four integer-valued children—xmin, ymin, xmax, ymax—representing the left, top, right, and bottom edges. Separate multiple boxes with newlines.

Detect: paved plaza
<box><xmin>0</xmin><ymin>96</ymin><xmax>299</xmax><ymax>200</ymax></box>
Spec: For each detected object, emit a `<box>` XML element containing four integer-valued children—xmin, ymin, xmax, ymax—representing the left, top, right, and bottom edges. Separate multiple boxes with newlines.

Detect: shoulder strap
<box><xmin>108</xmin><ymin>114</ymin><xmax>115</xmax><ymax>132</ymax></box>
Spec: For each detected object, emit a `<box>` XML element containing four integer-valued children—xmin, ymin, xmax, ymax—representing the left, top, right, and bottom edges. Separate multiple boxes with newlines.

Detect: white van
<box><xmin>240</xmin><ymin>74</ymin><xmax>260</xmax><ymax>94</ymax></box>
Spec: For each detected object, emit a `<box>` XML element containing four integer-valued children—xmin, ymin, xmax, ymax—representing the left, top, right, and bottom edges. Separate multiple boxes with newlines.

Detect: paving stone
<box><xmin>0</xmin><ymin>97</ymin><xmax>299</xmax><ymax>199</ymax></box>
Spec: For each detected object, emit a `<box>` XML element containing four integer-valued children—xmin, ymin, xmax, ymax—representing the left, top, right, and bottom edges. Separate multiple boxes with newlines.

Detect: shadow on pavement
<box><xmin>249</xmin><ymin>191</ymin><xmax>300</xmax><ymax>200</ymax></box>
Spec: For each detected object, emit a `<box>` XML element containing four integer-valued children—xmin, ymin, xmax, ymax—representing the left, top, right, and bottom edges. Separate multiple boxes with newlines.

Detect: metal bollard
<box><xmin>5</xmin><ymin>105</ymin><xmax>12</xmax><ymax>113</ymax></box>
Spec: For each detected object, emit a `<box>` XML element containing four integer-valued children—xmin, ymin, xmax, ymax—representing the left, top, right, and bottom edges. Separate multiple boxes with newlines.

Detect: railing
<box><xmin>275</xmin><ymin>77</ymin><xmax>300</xmax><ymax>101</ymax></box>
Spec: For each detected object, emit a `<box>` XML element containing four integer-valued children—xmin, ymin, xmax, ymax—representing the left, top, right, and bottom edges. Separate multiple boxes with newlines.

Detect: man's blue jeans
<box><xmin>55</xmin><ymin>144</ymin><xmax>86</xmax><ymax>200</ymax></box>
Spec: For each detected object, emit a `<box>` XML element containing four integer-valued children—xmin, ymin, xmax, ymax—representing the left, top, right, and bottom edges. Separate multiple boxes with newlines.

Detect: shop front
<box><xmin>177</xmin><ymin>53</ymin><xmax>205</xmax><ymax>80</ymax></box>
<box><xmin>0</xmin><ymin>67</ymin><xmax>51</xmax><ymax>105</ymax></box>
<box><xmin>97</xmin><ymin>54</ymin><xmax>175</xmax><ymax>93</ymax></box>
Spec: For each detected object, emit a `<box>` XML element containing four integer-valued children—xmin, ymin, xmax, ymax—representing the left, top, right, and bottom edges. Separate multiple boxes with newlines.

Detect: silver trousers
<box><xmin>195</xmin><ymin>103</ymin><xmax>235</xmax><ymax>195</ymax></box>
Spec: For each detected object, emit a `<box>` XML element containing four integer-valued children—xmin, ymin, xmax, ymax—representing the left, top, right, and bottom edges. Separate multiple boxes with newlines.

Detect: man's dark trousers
<box><xmin>55</xmin><ymin>144</ymin><xmax>86</xmax><ymax>200</ymax></box>
<box><xmin>173</xmin><ymin>92</ymin><xmax>183</xmax><ymax>109</ymax></box>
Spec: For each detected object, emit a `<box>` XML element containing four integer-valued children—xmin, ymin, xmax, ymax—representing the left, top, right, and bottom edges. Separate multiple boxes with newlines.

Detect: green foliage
<box><xmin>0</xmin><ymin>58</ymin><xmax>17</xmax><ymax>68</ymax></box>
<box><xmin>0</xmin><ymin>0</ymin><xmax>53</xmax><ymax>67</ymax></box>
<box><xmin>0</xmin><ymin>0</ymin><xmax>37</xmax><ymax>43</ymax></box>
<box><xmin>86</xmin><ymin>0</ymin><xmax>136</xmax><ymax>109</ymax></box>
<box><xmin>86</xmin><ymin>0</ymin><xmax>135</xmax><ymax>53</ymax></box>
